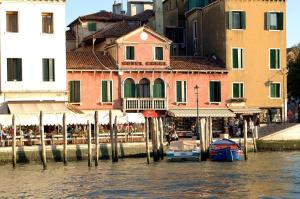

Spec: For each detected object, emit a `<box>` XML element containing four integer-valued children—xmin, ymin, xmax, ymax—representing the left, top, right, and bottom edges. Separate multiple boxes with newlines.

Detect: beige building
<box><xmin>186</xmin><ymin>0</ymin><xmax>287</xmax><ymax>123</ymax></box>
<box><xmin>127</xmin><ymin>0</ymin><xmax>153</xmax><ymax>16</ymax></box>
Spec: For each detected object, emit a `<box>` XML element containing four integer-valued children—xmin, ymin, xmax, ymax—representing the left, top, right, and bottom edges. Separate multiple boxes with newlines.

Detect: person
<box><xmin>0</xmin><ymin>127</ymin><xmax>7</xmax><ymax>147</ymax></box>
<box><xmin>249</xmin><ymin>118</ymin><xmax>254</xmax><ymax>135</ymax></box>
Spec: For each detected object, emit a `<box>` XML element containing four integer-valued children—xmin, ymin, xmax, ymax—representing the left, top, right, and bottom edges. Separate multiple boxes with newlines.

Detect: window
<box><xmin>155</xmin><ymin>47</ymin><xmax>163</xmax><ymax>60</ymax></box>
<box><xmin>7</xmin><ymin>58</ymin><xmax>22</xmax><ymax>81</ymax></box>
<box><xmin>270</xmin><ymin>49</ymin><xmax>281</xmax><ymax>69</ymax></box>
<box><xmin>227</xmin><ymin>11</ymin><xmax>246</xmax><ymax>30</ymax></box>
<box><xmin>233</xmin><ymin>83</ymin><xmax>244</xmax><ymax>98</ymax></box>
<box><xmin>101</xmin><ymin>80</ymin><xmax>113</xmax><ymax>103</ymax></box>
<box><xmin>232</xmin><ymin>48</ymin><xmax>244</xmax><ymax>69</ymax></box>
<box><xmin>126</xmin><ymin>46</ymin><xmax>135</xmax><ymax>60</ymax></box>
<box><xmin>270</xmin><ymin>83</ymin><xmax>281</xmax><ymax>98</ymax></box>
<box><xmin>209</xmin><ymin>81</ymin><xmax>221</xmax><ymax>103</ymax></box>
<box><xmin>176</xmin><ymin>81</ymin><xmax>187</xmax><ymax>103</ymax></box>
<box><xmin>193</xmin><ymin>20</ymin><xmax>198</xmax><ymax>40</ymax></box>
<box><xmin>42</xmin><ymin>13</ymin><xmax>53</xmax><ymax>33</ymax></box>
<box><xmin>124</xmin><ymin>78</ymin><xmax>136</xmax><ymax>98</ymax></box>
<box><xmin>6</xmin><ymin>11</ymin><xmax>18</xmax><ymax>32</ymax></box>
<box><xmin>69</xmin><ymin>81</ymin><xmax>80</xmax><ymax>103</ymax></box>
<box><xmin>42</xmin><ymin>59</ymin><xmax>55</xmax><ymax>82</ymax></box>
<box><xmin>88</xmin><ymin>22</ymin><xmax>97</xmax><ymax>31</ymax></box>
<box><xmin>265</xmin><ymin>12</ymin><xmax>284</xmax><ymax>31</ymax></box>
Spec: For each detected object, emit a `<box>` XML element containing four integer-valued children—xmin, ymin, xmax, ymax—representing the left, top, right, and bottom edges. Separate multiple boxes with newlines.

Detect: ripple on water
<box><xmin>0</xmin><ymin>152</ymin><xmax>300</xmax><ymax>198</ymax></box>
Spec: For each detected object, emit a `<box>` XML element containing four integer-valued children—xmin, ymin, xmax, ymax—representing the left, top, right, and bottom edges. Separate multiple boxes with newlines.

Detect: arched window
<box><xmin>153</xmin><ymin>78</ymin><xmax>165</xmax><ymax>98</ymax></box>
<box><xmin>137</xmin><ymin>78</ymin><xmax>150</xmax><ymax>98</ymax></box>
<box><xmin>124</xmin><ymin>78</ymin><xmax>135</xmax><ymax>98</ymax></box>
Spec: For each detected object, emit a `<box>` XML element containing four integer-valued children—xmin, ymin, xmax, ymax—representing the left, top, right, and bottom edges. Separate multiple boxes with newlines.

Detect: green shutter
<box><xmin>270</xmin><ymin>49</ymin><xmax>276</xmax><ymax>69</ymax></box>
<box><xmin>109</xmin><ymin>81</ymin><xmax>113</xmax><ymax>102</ymax></box>
<box><xmin>102</xmin><ymin>81</ymin><xmax>108</xmax><ymax>102</ymax></box>
<box><xmin>227</xmin><ymin>11</ymin><xmax>233</xmax><ymax>29</ymax></box>
<box><xmin>124</xmin><ymin>80</ymin><xmax>135</xmax><ymax>98</ymax></box>
<box><xmin>241</xmin><ymin>11</ymin><xmax>246</xmax><ymax>29</ymax></box>
<box><xmin>69</xmin><ymin>82</ymin><xmax>74</xmax><ymax>102</ymax></box>
<box><xmin>74</xmin><ymin>81</ymin><xmax>80</xmax><ymax>102</ymax></box>
<box><xmin>278</xmin><ymin>12</ymin><xmax>284</xmax><ymax>30</ymax></box>
<box><xmin>156</xmin><ymin>47</ymin><xmax>163</xmax><ymax>60</ymax></box>
<box><xmin>265</xmin><ymin>12</ymin><xmax>270</xmax><ymax>30</ymax></box>
<box><xmin>183</xmin><ymin>81</ymin><xmax>187</xmax><ymax>102</ymax></box>
<box><xmin>233</xmin><ymin>83</ymin><xmax>239</xmax><ymax>98</ymax></box>
<box><xmin>241</xmin><ymin>84</ymin><xmax>244</xmax><ymax>98</ymax></box>
<box><xmin>216</xmin><ymin>82</ymin><xmax>221</xmax><ymax>102</ymax></box>
<box><xmin>131</xmin><ymin>47</ymin><xmax>135</xmax><ymax>60</ymax></box>
<box><xmin>270</xmin><ymin>83</ymin><xmax>280</xmax><ymax>98</ymax></box>
<box><xmin>43</xmin><ymin>59</ymin><xmax>49</xmax><ymax>81</ymax></box>
<box><xmin>210</xmin><ymin>82</ymin><xmax>214</xmax><ymax>102</ymax></box>
<box><xmin>176</xmin><ymin>81</ymin><xmax>182</xmax><ymax>102</ymax></box>
<box><xmin>88</xmin><ymin>22</ymin><xmax>96</xmax><ymax>31</ymax></box>
<box><xmin>15</xmin><ymin>59</ymin><xmax>22</xmax><ymax>81</ymax></box>
<box><xmin>233</xmin><ymin>49</ymin><xmax>238</xmax><ymax>68</ymax></box>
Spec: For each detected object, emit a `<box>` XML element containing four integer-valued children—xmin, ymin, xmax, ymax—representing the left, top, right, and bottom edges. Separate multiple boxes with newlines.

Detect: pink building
<box><xmin>67</xmin><ymin>25</ymin><xmax>234</xmax><ymax>132</ymax></box>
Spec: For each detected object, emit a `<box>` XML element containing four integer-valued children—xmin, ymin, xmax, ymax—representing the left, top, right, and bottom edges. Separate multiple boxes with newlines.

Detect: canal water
<box><xmin>0</xmin><ymin>152</ymin><xmax>300</xmax><ymax>198</ymax></box>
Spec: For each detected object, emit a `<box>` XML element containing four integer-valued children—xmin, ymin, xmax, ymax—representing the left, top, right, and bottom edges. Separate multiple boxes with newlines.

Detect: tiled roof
<box><xmin>66</xmin><ymin>51</ymin><xmax>116</xmax><ymax>70</ymax></box>
<box><xmin>83</xmin><ymin>21</ymin><xmax>141</xmax><ymax>42</ymax></box>
<box><xmin>66</xmin><ymin>30</ymin><xmax>76</xmax><ymax>41</ymax></box>
<box><xmin>170</xmin><ymin>56</ymin><xmax>226</xmax><ymax>71</ymax></box>
<box><xmin>134</xmin><ymin>10</ymin><xmax>154</xmax><ymax>23</ymax></box>
<box><xmin>68</xmin><ymin>11</ymin><xmax>138</xmax><ymax>27</ymax></box>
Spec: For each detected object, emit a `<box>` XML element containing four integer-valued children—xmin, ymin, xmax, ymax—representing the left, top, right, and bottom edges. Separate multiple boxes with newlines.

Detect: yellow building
<box><xmin>186</xmin><ymin>0</ymin><xmax>287</xmax><ymax>123</ymax></box>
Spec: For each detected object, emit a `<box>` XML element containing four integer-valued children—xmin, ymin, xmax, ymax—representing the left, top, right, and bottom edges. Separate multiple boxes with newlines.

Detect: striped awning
<box><xmin>230</xmin><ymin>108</ymin><xmax>261</xmax><ymax>114</ymax></box>
<box><xmin>168</xmin><ymin>109</ymin><xmax>235</xmax><ymax>118</ymax></box>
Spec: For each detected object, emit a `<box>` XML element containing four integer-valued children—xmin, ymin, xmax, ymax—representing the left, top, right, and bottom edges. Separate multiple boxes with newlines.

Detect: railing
<box><xmin>123</xmin><ymin>98</ymin><xmax>168</xmax><ymax>111</ymax></box>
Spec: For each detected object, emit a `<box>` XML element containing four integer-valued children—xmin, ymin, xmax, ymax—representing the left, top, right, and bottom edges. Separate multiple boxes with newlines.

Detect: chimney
<box><xmin>154</xmin><ymin>0</ymin><xmax>164</xmax><ymax>34</ymax></box>
<box><xmin>113</xmin><ymin>1</ymin><xmax>123</xmax><ymax>15</ymax></box>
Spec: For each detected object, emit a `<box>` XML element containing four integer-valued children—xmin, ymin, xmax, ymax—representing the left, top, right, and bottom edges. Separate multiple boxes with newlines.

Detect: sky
<box><xmin>66</xmin><ymin>0</ymin><xmax>300</xmax><ymax>47</ymax></box>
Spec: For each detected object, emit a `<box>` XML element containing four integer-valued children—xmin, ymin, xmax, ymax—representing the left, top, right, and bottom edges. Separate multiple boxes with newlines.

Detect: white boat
<box><xmin>166</xmin><ymin>140</ymin><xmax>200</xmax><ymax>161</ymax></box>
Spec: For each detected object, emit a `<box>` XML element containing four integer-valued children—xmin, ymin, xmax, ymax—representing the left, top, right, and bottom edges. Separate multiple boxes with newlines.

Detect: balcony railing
<box><xmin>123</xmin><ymin>98</ymin><xmax>168</xmax><ymax>111</ymax></box>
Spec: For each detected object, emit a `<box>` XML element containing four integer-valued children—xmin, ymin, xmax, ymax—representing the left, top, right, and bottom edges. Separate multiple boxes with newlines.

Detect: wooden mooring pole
<box><xmin>145</xmin><ymin>118</ymin><xmax>150</xmax><ymax>164</ymax></box>
<box><xmin>94</xmin><ymin>111</ymin><xmax>99</xmax><ymax>166</ymax></box>
<box><xmin>63</xmin><ymin>113</ymin><xmax>68</xmax><ymax>165</ymax></box>
<box><xmin>114</xmin><ymin>116</ymin><xmax>118</xmax><ymax>162</ymax></box>
<box><xmin>109</xmin><ymin>110</ymin><xmax>115</xmax><ymax>162</ymax></box>
<box><xmin>88</xmin><ymin>120</ymin><xmax>92</xmax><ymax>167</ymax></box>
<box><xmin>159</xmin><ymin>117</ymin><xmax>164</xmax><ymax>160</ymax></box>
<box><xmin>151</xmin><ymin>118</ymin><xmax>159</xmax><ymax>162</ymax></box>
<box><xmin>243</xmin><ymin>120</ymin><xmax>248</xmax><ymax>160</ymax></box>
<box><xmin>12</xmin><ymin>114</ymin><xmax>16</xmax><ymax>168</ymax></box>
<box><xmin>200</xmin><ymin>118</ymin><xmax>209</xmax><ymax>161</ymax></box>
<box><xmin>40</xmin><ymin>111</ymin><xmax>47</xmax><ymax>169</ymax></box>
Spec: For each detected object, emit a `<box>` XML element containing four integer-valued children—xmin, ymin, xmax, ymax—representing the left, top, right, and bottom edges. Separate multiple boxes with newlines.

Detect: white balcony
<box><xmin>123</xmin><ymin>98</ymin><xmax>168</xmax><ymax>111</ymax></box>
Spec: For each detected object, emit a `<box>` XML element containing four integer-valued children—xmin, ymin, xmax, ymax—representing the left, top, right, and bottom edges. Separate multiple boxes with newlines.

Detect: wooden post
<box><xmin>94</xmin><ymin>111</ymin><xmax>99</xmax><ymax>166</ymax></box>
<box><xmin>209</xmin><ymin>117</ymin><xmax>213</xmax><ymax>144</ymax></box>
<box><xmin>151</xmin><ymin>118</ymin><xmax>159</xmax><ymax>162</ymax></box>
<box><xmin>109</xmin><ymin>110</ymin><xmax>115</xmax><ymax>162</ymax></box>
<box><xmin>63</xmin><ymin>113</ymin><xmax>67</xmax><ymax>165</ymax></box>
<box><xmin>200</xmin><ymin>118</ymin><xmax>208</xmax><ymax>161</ymax></box>
<box><xmin>159</xmin><ymin>117</ymin><xmax>164</xmax><ymax>160</ymax></box>
<box><xmin>243</xmin><ymin>120</ymin><xmax>248</xmax><ymax>160</ymax></box>
<box><xmin>251</xmin><ymin>126</ymin><xmax>257</xmax><ymax>153</ymax></box>
<box><xmin>88</xmin><ymin>120</ymin><xmax>92</xmax><ymax>167</ymax></box>
<box><xmin>114</xmin><ymin>116</ymin><xmax>118</xmax><ymax>162</ymax></box>
<box><xmin>12</xmin><ymin>115</ymin><xmax>16</xmax><ymax>168</ymax></box>
<box><xmin>145</xmin><ymin>118</ymin><xmax>150</xmax><ymax>164</ymax></box>
<box><xmin>40</xmin><ymin>111</ymin><xmax>47</xmax><ymax>169</ymax></box>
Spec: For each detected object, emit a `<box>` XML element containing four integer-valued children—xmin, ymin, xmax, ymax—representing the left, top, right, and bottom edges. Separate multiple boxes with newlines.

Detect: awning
<box><xmin>230</xmin><ymin>108</ymin><xmax>261</xmax><ymax>115</ymax></box>
<box><xmin>8</xmin><ymin>102</ymin><xmax>69</xmax><ymax>114</ymax></box>
<box><xmin>168</xmin><ymin>109</ymin><xmax>235</xmax><ymax>118</ymax></box>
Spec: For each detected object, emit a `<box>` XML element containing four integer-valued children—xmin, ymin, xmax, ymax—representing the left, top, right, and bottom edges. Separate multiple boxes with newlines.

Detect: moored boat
<box><xmin>209</xmin><ymin>139</ymin><xmax>243</xmax><ymax>162</ymax></box>
<box><xmin>166</xmin><ymin>140</ymin><xmax>200</xmax><ymax>161</ymax></box>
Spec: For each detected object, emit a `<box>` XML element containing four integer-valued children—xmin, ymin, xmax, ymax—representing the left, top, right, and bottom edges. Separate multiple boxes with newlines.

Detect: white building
<box><xmin>127</xmin><ymin>0</ymin><xmax>153</xmax><ymax>16</ymax></box>
<box><xmin>0</xmin><ymin>0</ymin><xmax>67</xmax><ymax>113</ymax></box>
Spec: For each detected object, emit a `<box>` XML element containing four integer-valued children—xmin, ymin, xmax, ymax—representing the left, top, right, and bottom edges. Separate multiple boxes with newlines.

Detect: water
<box><xmin>0</xmin><ymin>152</ymin><xmax>300</xmax><ymax>198</ymax></box>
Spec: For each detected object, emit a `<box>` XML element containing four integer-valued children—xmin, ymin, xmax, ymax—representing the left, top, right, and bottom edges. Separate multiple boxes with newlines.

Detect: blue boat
<box><xmin>209</xmin><ymin>139</ymin><xmax>243</xmax><ymax>162</ymax></box>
